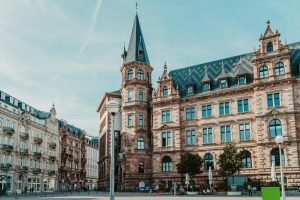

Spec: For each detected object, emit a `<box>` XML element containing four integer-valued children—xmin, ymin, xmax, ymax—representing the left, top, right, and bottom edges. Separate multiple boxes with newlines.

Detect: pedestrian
<box><xmin>247</xmin><ymin>184</ymin><xmax>252</xmax><ymax>196</ymax></box>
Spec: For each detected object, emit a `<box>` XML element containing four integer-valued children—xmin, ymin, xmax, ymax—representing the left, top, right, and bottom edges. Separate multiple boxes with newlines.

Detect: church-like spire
<box><xmin>125</xmin><ymin>14</ymin><xmax>150</xmax><ymax>64</ymax></box>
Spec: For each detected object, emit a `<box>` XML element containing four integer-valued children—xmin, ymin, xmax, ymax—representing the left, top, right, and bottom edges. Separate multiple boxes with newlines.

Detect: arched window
<box><xmin>275</xmin><ymin>62</ymin><xmax>285</xmax><ymax>76</ymax></box>
<box><xmin>138</xmin><ymin>69</ymin><xmax>144</xmax><ymax>80</ymax></box>
<box><xmin>241</xmin><ymin>150</ymin><xmax>252</xmax><ymax>168</ymax></box>
<box><xmin>267</xmin><ymin>42</ymin><xmax>273</xmax><ymax>53</ymax></box>
<box><xmin>271</xmin><ymin>148</ymin><xmax>285</xmax><ymax>166</ymax></box>
<box><xmin>137</xmin><ymin>137</ymin><xmax>144</xmax><ymax>150</ymax></box>
<box><xmin>269</xmin><ymin>119</ymin><xmax>282</xmax><ymax>137</ymax></box>
<box><xmin>127</xmin><ymin>69</ymin><xmax>134</xmax><ymax>80</ymax></box>
<box><xmin>138</xmin><ymin>162</ymin><xmax>144</xmax><ymax>173</ymax></box>
<box><xmin>204</xmin><ymin>153</ymin><xmax>214</xmax><ymax>170</ymax></box>
<box><xmin>259</xmin><ymin>66</ymin><xmax>269</xmax><ymax>78</ymax></box>
<box><xmin>163</xmin><ymin>86</ymin><xmax>168</xmax><ymax>96</ymax></box>
<box><xmin>162</xmin><ymin>156</ymin><xmax>172</xmax><ymax>172</ymax></box>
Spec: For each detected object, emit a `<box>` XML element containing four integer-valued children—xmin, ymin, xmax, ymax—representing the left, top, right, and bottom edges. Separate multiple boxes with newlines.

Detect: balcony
<box><xmin>49</xmin><ymin>142</ymin><xmax>56</xmax><ymax>149</ymax></box>
<box><xmin>0</xmin><ymin>163</ymin><xmax>12</xmax><ymax>171</ymax></box>
<box><xmin>49</xmin><ymin>156</ymin><xmax>56</xmax><ymax>161</ymax></box>
<box><xmin>34</xmin><ymin>137</ymin><xmax>43</xmax><ymax>144</ymax></box>
<box><xmin>33</xmin><ymin>152</ymin><xmax>42</xmax><ymax>158</ymax></box>
<box><xmin>32</xmin><ymin>168</ymin><xmax>41</xmax><ymax>174</ymax></box>
<box><xmin>48</xmin><ymin>170</ymin><xmax>55</xmax><ymax>176</ymax></box>
<box><xmin>1</xmin><ymin>144</ymin><xmax>13</xmax><ymax>152</ymax></box>
<box><xmin>2</xmin><ymin>127</ymin><xmax>15</xmax><ymax>135</ymax></box>
<box><xmin>19</xmin><ymin>132</ymin><xmax>29</xmax><ymax>140</ymax></box>
<box><xmin>19</xmin><ymin>149</ymin><xmax>28</xmax><ymax>156</ymax></box>
<box><xmin>18</xmin><ymin>166</ymin><xmax>28</xmax><ymax>172</ymax></box>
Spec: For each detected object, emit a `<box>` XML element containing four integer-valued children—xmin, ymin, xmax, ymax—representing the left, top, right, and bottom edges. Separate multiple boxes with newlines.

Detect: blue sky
<box><xmin>0</xmin><ymin>0</ymin><xmax>299</xmax><ymax>136</ymax></box>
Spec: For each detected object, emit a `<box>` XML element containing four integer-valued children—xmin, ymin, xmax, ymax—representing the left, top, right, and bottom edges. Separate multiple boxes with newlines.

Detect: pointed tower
<box><xmin>119</xmin><ymin>13</ymin><xmax>153</xmax><ymax>191</ymax></box>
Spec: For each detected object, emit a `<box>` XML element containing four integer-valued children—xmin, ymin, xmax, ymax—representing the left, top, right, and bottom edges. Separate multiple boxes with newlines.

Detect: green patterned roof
<box><xmin>169</xmin><ymin>41</ymin><xmax>300</xmax><ymax>97</ymax></box>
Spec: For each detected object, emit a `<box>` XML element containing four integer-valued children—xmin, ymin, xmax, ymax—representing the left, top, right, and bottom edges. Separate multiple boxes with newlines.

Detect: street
<box><xmin>0</xmin><ymin>192</ymin><xmax>300</xmax><ymax>200</ymax></box>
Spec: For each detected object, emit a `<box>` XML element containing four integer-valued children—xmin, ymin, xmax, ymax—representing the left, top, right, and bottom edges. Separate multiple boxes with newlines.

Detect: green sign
<box><xmin>262</xmin><ymin>187</ymin><xmax>280</xmax><ymax>200</ymax></box>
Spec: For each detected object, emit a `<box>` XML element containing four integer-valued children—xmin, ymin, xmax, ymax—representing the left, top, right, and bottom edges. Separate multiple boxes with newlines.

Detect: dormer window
<box><xmin>137</xmin><ymin>69</ymin><xmax>144</xmax><ymax>80</ymax></box>
<box><xmin>202</xmin><ymin>82</ymin><xmax>210</xmax><ymax>92</ymax></box>
<box><xmin>127</xmin><ymin>69</ymin><xmax>134</xmax><ymax>80</ymax></box>
<box><xmin>163</xmin><ymin>86</ymin><xmax>169</xmax><ymax>97</ymax></box>
<box><xmin>238</xmin><ymin>75</ymin><xmax>246</xmax><ymax>85</ymax></box>
<box><xmin>186</xmin><ymin>85</ymin><xmax>194</xmax><ymax>95</ymax></box>
<box><xmin>267</xmin><ymin>42</ymin><xmax>273</xmax><ymax>53</ymax></box>
<box><xmin>219</xmin><ymin>79</ymin><xmax>228</xmax><ymax>88</ymax></box>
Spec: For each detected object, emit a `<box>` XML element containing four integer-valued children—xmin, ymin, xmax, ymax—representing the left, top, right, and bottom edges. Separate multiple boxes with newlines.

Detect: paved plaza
<box><xmin>0</xmin><ymin>192</ymin><xmax>300</xmax><ymax>200</ymax></box>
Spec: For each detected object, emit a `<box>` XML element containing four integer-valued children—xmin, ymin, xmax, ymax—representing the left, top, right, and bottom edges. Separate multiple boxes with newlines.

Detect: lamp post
<box><xmin>275</xmin><ymin>135</ymin><xmax>286</xmax><ymax>200</ymax></box>
<box><xmin>106</xmin><ymin>99</ymin><xmax>120</xmax><ymax>200</ymax></box>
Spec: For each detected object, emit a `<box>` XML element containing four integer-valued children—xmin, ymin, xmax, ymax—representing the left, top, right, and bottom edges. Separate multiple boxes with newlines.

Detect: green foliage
<box><xmin>176</xmin><ymin>152</ymin><xmax>203</xmax><ymax>177</ymax></box>
<box><xmin>215</xmin><ymin>182</ymin><xmax>228</xmax><ymax>191</ymax></box>
<box><xmin>199</xmin><ymin>183</ymin><xmax>210</xmax><ymax>191</ymax></box>
<box><xmin>217</xmin><ymin>142</ymin><xmax>244</xmax><ymax>177</ymax></box>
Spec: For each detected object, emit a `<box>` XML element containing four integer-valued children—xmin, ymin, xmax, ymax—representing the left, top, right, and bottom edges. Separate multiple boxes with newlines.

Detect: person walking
<box><xmin>247</xmin><ymin>184</ymin><xmax>253</xmax><ymax>196</ymax></box>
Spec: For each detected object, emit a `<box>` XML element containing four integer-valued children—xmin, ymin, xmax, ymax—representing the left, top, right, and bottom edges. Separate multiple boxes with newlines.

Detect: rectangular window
<box><xmin>138</xmin><ymin>90</ymin><xmax>143</xmax><ymax>102</ymax></box>
<box><xmin>128</xmin><ymin>114</ymin><xmax>133</xmax><ymax>127</ymax></box>
<box><xmin>268</xmin><ymin>93</ymin><xmax>281</xmax><ymax>108</ymax></box>
<box><xmin>202</xmin><ymin>104</ymin><xmax>212</xmax><ymax>118</ymax></box>
<box><xmin>238</xmin><ymin>99</ymin><xmax>249</xmax><ymax>113</ymax></box>
<box><xmin>187</xmin><ymin>85</ymin><xmax>194</xmax><ymax>95</ymax></box>
<box><xmin>238</xmin><ymin>76</ymin><xmax>246</xmax><ymax>85</ymax></box>
<box><xmin>203</xmin><ymin>128</ymin><xmax>213</xmax><ymax>144</ymax></box>
<box><xmin>162</xmin><ymin>131</ymin><xmax>172</xmax><ymax>147</ymax></box>
<box><xmin>219</xmin><ymin>102</ymin><xmax>230</xmax><ymax>116</ymax></box>
<box><xmin>186</xmin><ymin>129</ymin><xmax>196</xmax><ymax>146</ymax></box>
<box><xmin>186</xmin><ymin>107</ymin><xmax>195</xmax><ymax>120</ymax></box>
<box><xmin>128</xmin><ymin>91</ymin><xmax>133</xmax><ymax>102</ymax></box>
<box><xmin>162</xmin><ymin>110</ymin><xmax>171</xmax><ymax>122</ymax></box>
<box><xmin>0</xmin><ymin>92</ymin><xmax>5</xmax><ymax>100</ymax></box>
<box><xmin>221</xmin><ymin>125</ymin><xmax>231</xmax><ymax>143</ymax></box>
<box><xmin>203</xmin><ymin>83</ymin><xmax>210</xmax><ymax>91</ymax></box>
<box><xmin>220</xmin><ymin>79</ymin><xmax>227</xmax><ymax>88</ymax></box>
<box><xmin>139</xmin><ymin>115</ymin><xmax>144</xmax><ymax>126</ymax></box>
<box><xmin>239</xmin><ymin>123</ymin><xmax>251</xmax><ymax>141</ymax></box>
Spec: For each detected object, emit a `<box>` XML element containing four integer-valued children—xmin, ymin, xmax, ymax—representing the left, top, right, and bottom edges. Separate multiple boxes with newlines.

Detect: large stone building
<box><xmin>0</xmin><ymin>90</ymin><xmax>60</xmax><ymax>194</ymax></box>
<box><xmin>58</xmin><ymin>120</ymin><xmax>87</xmax><ymax>191</ymax></box>
<box><xmin>85</xmin><ymin>136</ymin><xmax>99</xmax><ymax>190</ymax></box>
<box><xmin>98</xmin><ymin>14</ymin><xmax>300</xmax><ymax>191</ymax></box>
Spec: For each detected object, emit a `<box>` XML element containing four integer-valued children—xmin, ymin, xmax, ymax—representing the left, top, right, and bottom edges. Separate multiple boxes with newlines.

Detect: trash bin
<box><xmin>262</xmin><ymin>187</ymin><xmax>280</xmax><ymax>200</ymax></box>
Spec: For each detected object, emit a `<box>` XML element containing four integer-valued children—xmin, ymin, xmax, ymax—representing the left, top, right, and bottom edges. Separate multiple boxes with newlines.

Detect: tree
<box><xmin>218</xmin><ymin>142</ymin><xmax>244</xmax><ymax>184</ymax></box>
<box><xmin>176</xmin><ymin>152</ymin><xmax>203</xmax><ymax>177</ymax></box>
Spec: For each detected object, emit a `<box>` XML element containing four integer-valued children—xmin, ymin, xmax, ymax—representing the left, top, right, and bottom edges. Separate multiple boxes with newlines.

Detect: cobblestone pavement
<box><xmin>0</xmin><ymin>192</ymin><xmax>300</xmax><ymax>200</ymax></box>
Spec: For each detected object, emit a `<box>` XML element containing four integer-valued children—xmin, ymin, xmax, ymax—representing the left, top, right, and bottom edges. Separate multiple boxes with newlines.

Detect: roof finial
<box><xmin>267</xmin><ymin>18</ymin><xmax>270</xmax><ymax>25</ymax></box>
<box><xmin>164</xmin><ymin>61</ymin><xmax>167</xmax><ymax>71</ymax></box>
<box><xmin>136</xmin><ymin>1</ymin><xmax>138</xmax><ymax>14</ymax></box>
<box><xmin>285</xmin><ymin>38</ymin><xmax>288</xmax><ymax>45</ymax></box>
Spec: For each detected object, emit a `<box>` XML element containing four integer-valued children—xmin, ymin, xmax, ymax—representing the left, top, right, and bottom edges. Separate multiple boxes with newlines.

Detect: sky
<box><xmin>0</xmin><ymin>0</ymin><xmax>300</xmax><ymax>136</ymax></box>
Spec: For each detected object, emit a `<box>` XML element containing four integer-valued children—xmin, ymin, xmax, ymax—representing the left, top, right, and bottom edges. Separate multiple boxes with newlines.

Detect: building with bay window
<box><xmin>98</xmin><ymin>13</ymin><xmax>300</xmax><ymax>190</ymax></box>
<box><xmin>0</xmin><ymin>91</ymin><xmax>59</xmax><ymax>194</ymax></box>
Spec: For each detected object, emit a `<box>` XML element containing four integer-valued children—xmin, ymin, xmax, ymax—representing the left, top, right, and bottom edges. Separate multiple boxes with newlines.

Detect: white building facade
<box><xmin>85</xmin><ymin>137</ymin><xmax>98</xmax><ymax>190</ymax></box>
<box><xmin>0</xmin><ymin>90</ymin><xmax>60</xmax><ymax>194</ymax></box>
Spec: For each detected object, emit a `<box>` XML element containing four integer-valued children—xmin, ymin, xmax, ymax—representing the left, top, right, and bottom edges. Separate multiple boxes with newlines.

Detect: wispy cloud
<box><xmin>78</xmin><ymin>0</ymin><xmax>103</xmax><ymax>56</ymax></box>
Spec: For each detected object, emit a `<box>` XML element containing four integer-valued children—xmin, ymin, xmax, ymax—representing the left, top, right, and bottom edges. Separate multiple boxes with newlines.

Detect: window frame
<box><xmin>161</xmin><ymin>110</ymin><xmax>171</xmax><ymax>123</ymax></box>
<box><xmin>186</xmin><ymin>129</ymin><xmax>197</xmax><ymax>146</ymax></box>
<box><xmin>127</xmin><ymin>69</ymin><xmax>134</xmax><ymax>80</ymax></box>
<box><xmin>269</xmin><ymin>119</ymin><xmax>282</xmax><ymax>137</ymax></box>
<box><xmin>275</xmin><ymin>62</ymin><xmax>285</xmax><ymax>76</ymax></box>
<box><xmin>239</xmin><ymin>123</ymin><xmax>251</xmax><ymax>141</ymax></box>
<box><xmin>162</xmin><ymin>131</ymin><xmax>172</xmax><ymax>147</ymax></box>
<box><xmin>163</xmin><ymin>86</ymin><xmax>169</xmax><ymax>97</ymax></box>
<box><xmin>137</xmin><ymin>137</ymin><xmax>144</xmax><ymax>150</ymax></box>
<box><xmin>221</xmin><ymin>125</ymin><xmax>231</xmax><ymax>143</ymax></box>
<box><xmin>259</xmin><ymin>66</ymin><xmax>269</xmax><ymax>79</ymax></box>
<box><xmin>127</xmin><ymin>114</ymin><xmax>133</xmax><ymax>127</ymax></box>
<box><xmin>203</xmin><ymin>127</ymin><xmax>213</xmax><ymax>144</ymax></box>
<box><xmin>137</xmin><ymin>69</ymin><xmax>144</xmax><ymax>80</ymax></box>
<box><xmin>185</xmin><ymin>107</ymin><xmax>196</xmax><ymax>120</ymax></box>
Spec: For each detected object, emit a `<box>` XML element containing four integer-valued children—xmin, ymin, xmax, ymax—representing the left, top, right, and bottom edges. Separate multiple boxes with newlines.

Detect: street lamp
<box><xmin>275</xmin><ymin>135</ymin><xmax>286</xmax><ymax>200</ymax></box>
<box><xmin>106</xmin><ymin>99</ymin><xmax>120</xmax><ymax>200</ymax></box>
